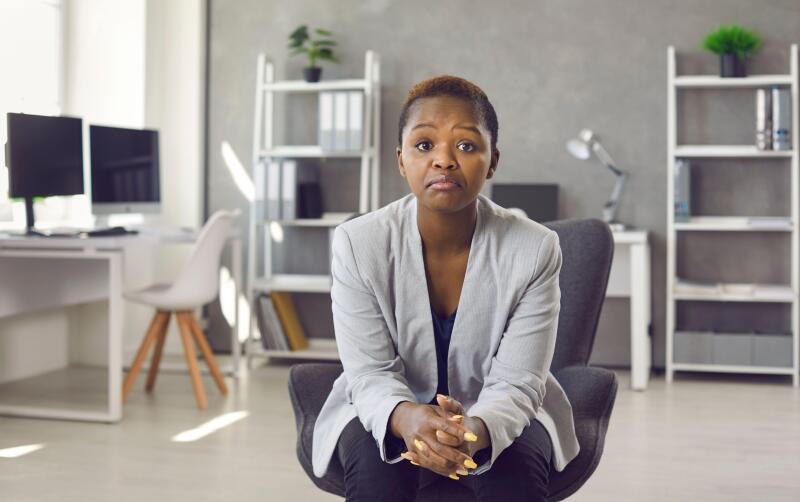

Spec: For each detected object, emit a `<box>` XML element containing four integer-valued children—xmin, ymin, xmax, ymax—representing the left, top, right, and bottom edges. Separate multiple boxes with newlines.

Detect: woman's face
<box><xmin>397</xmin><ymin>95</ymin><xmax>499</xmax><ymax>214</ymax></box>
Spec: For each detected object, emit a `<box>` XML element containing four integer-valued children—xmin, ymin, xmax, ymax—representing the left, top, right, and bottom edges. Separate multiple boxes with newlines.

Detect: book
<box><xmin>271</xmin><ymin>292</ymin><xmax>309</xmax><ymax>351</ymax></box>
<box><xmin>674</xmin><ymin>279</ymin><xmax>720</xmax><ymax>296</ymax></box>
<box><xmin>348</xmin><ymin>91</ymin><xmax>363</xmax><ymax>151</ymax></box>
<box><xmin>254</xmin><ymin>160</ymin><xmax>266</xmax><ymax>220</ymax></box>
<box><xmin>319</xmin><ymin>92</ymin><xmax>335</xmax><ymax>151</ymax></box>
<box><xmin>255</xmin><ymin>293</ymin><xmax>289</xmax><ymax>351</ymax></box>
<box><xmin>281</xmin><ymin>160</ymin><xmax>297</xmax><ymax>220</ymax></box>
<box><xmin>334</xmin><ymin>92</ymin><xmax>349</xmax><ymax>151</ymax></box>
<box><xmin>747</xmin><ymin>216</ymin><xmax>792</xmax><ymax>229</ymax></box>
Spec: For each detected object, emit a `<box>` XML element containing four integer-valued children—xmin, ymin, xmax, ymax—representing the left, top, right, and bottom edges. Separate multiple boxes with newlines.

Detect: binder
<box><xmin>334</xmin><ymin>92</ymin><xmax>349</xmax><ymax>151</ymax></box>
<box><xmin>673</xmin><ymin>159</ymin><xmax>691</xmax><ymax>222</ymax></box>
<box><xmin>756</xmin><ymin>88</ymin><xmax>772</xmax><ymax>150</ymax></box>
<box><xmin>319</xmin><ymin>91</ymin><xmax>335</xmax><ymax>151</ymax></box>
<box><xmin>266</xmin><ymin>160</ymin><xmax>282</xmax><ymax>220</ymax></box>
<box><xmin>348</xmin><ymin>91</ymin><xmax>363</xmax><ymax>151</ymax></box>
<box><xmin>772</xmin><ymin>87</ymin><xmax>792</xmax><ymax>151</ymax></box>
<box><xmin>271</xmin><ymin>292</ymin><xmax>309</xmax><ymax>351</ymax></box>
<box><xmin>281</xmin><ymin>160</ymin><xmax>297</xmax><ymax>220</ymax></box>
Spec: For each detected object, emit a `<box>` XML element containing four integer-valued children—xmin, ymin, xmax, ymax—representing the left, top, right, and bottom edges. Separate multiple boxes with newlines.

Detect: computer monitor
<box><xmin>5</xmin><ymin>113</ymin><xmax>84</xmax><ymax>233</ymax></box>
<box><xmin>491</xmin><ymin>183</ymin><xmax>559</xmax><ymax>223</ymax></box>
<box><xmin>89</xmin><ymin>125</ymin><xmax>160</xmax><ymax>215</ymax></box>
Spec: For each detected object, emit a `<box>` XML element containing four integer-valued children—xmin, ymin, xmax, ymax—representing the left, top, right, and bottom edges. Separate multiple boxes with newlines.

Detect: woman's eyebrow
<box><xmin>453</xmin><ymin>125</ymin><xmax>481</xmax><ymax>134</ymax></box>
<box><xmin>411</xmin><ymin>122</ymin><xmax>436</xmax><ymax>131</ymax></box>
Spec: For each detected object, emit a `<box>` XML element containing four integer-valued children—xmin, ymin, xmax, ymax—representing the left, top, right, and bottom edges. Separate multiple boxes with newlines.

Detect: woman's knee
<box><xmin>337</xmin><ymin>419</ymin><xmax>419</xmax><ymax>502</ymax></box>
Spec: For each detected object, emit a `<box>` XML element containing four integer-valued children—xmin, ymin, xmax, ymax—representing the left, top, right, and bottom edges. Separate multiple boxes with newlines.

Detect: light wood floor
<box><xmin>1</xmin><ymin>360</ymin><xmax>799</xmax><ymax>501</ymax></box>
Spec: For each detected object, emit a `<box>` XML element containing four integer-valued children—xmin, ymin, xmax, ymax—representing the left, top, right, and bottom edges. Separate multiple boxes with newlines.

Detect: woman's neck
<box><xmin>416</xmin><ymin>199</ymin><xmax>477</xmax><ymax>255</ymax></box>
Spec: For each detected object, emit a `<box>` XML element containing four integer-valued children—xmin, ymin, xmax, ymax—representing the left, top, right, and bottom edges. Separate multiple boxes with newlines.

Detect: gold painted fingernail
<box><xmin>401</xmin><ymin>452</ymin><xmax>413</xmax><ymax>461</ymax></box>
<box><xmin>436</xmin><ymin>393</ymin><xmax>448</xmax><ymax>400</ymax></box>
<box><xmin>449</xmin><ymin>474</ymin><xmax>460</xmax><ymax>480</ymax></box>
<box><xmin>414</xmin><ymin>439</ymin><xmax>426</xmax><ymax>451</ymax></box>
<box><xmin>456</xmin><ymin>468</ymin><xmax>469</xmax><ymax>476</ymax></box>
<box><xmin>449</xmin><ymin>414</ymin><xmax>463</xmax><ymax>421</ymax></box>
<box><xmin>410</xmin><ymin>461</ymin><xmax>420</xmax><ymax>466</ymax></box>
<box><xmin>464</xmin><ymin>432</ymin><xmax>478</xmax><ymax>442</ymax></box>
<box><xmin>464</xmin><ymin>458</ymin><xmax>478</xmax><ymax>469</ymax></box>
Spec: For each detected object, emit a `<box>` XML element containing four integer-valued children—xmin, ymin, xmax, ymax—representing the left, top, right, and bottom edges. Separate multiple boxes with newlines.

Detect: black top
<box><xmin>429</xmin><ymin>303</ymin><xmax>457</xmax><ymax>404</ymax></box>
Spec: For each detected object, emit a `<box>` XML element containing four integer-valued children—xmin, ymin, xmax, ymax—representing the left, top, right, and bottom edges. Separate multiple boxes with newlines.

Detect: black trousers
<box><xmin>336</xmin><ymin>417</ymin><xmax>553</xmax><ymax>502</ymax></box>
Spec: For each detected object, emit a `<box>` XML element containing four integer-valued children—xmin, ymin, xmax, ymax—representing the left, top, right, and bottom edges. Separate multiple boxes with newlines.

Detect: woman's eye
<box><xmin>415</xmin><ymin>141</ymin><xmax>433</xmax><ymax>152</ymax></box>
<box><xmin>458</xmin><ymin>142</ymin><xmax>475</xmax><ymax>152</ymax></box>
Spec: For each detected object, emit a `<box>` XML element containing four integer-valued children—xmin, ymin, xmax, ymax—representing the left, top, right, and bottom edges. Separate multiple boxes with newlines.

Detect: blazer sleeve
<box><xmin>466</xmin><ymin>230</ymin><xmax>562</xmax><ymax>475</ymax></box>
<box><xmin>330</xmin><ymin>226</ymin><xmax>419</xmax><ymax>463</ymax></box>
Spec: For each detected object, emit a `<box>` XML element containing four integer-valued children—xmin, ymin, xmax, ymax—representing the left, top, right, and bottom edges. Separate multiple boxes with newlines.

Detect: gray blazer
<box><xmin>312</xmin><ymin>193</ymin><xmax>579</xmax><ymax>478</ymax></box>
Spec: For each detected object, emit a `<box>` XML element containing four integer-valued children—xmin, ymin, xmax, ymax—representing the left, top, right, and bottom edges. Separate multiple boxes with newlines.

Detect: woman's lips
<box><xmin>429</xmin><ymin>180</ymin><xmax>460</xmax><ymax>191</ymax></box>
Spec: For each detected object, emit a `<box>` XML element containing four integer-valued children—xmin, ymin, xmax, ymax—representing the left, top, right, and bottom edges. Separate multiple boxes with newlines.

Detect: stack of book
<box><xmin>318</xmin><ymin>91</ymin><xmax>364</xmax><ymax>152</ymax></box>
<box><xmin>255</xmin><ymin>292</ymin><xmax>309</xmax><ymax>351</ymax></box>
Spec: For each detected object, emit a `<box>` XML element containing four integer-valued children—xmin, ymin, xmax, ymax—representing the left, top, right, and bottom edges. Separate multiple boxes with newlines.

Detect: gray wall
<box><xmin>207</xmin><ymin>0</ymin><xmax>800</xmax><ymax>367</ymax></box>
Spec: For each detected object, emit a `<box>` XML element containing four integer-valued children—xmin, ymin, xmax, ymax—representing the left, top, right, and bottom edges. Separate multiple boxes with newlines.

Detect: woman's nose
<box><xmin>433</xmin><ymin>148</ymin><xmax>458</xmax><ymax>170</ymax></box>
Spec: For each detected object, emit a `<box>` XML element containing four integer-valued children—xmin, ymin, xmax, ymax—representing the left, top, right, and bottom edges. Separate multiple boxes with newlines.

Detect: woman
<box><xmin>311</xmin><ymin>76</ymin><xmax>579</xmax><ymax>501</ymax></box>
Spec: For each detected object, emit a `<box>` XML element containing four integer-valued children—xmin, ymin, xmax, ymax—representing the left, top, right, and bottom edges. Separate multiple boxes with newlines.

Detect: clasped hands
<box><xmin>388</xmin><ymin>393</ymin><xmax>488</xmax><ymax>480</ymax></box>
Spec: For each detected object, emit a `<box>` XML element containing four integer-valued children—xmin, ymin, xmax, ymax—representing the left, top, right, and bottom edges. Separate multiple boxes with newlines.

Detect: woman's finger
<box><xmin>435</xmin><ymin>428</ymin><xmax>462</xmax><ymax>447</ymax></box>
<box><xmin>428</xmin><ymin>415</ymin><xmax>477</xmax><ymax>443</ymax></box>
<box><xmin>413</xmin><ymin>437</ymin><xmax>459</xmax><ymax>473</ymax></box>
<box><xmin>435</xmin><ymin>394</ymin><xmax>466</xmax><ymax>415</ymax></box>
<box><xmin>422</xmin><ymin>432</ymin><xmax>477</xmax><ymax>474</ymax></box>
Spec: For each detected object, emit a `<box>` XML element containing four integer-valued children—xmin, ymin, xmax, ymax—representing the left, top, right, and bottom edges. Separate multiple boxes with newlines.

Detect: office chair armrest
<box><xmin>552</xmin><ymin>365</ymin><xmax>617</xmax><ymax>418</ymax></box>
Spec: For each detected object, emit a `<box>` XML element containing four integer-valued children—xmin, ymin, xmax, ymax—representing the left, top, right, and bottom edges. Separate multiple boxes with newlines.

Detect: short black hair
<box><xmin>397</xmin><ymin>75</ymin><xmax>499</xmax><ymax>153</ymax></box>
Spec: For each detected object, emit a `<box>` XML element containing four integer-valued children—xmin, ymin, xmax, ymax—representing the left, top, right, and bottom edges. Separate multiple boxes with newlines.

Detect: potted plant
<box><xmin>701</xmin><ymin>25</ymin><xmax>762</xmax><ymax>78</ymax></box>
<box><xmin>288</xmin><ymin>25</ymin><xmax>338</xmax><ymax>82</ymax></box>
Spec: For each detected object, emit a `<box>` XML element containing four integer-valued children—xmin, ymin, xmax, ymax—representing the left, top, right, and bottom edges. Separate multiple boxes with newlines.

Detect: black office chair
<box><xmin>288</xmin><ymin>218</ymin><xmax>617</xmax><ymax>500</ymax></box>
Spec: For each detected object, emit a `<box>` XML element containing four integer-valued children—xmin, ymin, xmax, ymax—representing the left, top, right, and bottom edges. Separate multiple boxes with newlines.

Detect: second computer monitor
<box><xmin>90</xmin><ymin>125</ymin><xmax>160</xmax><ymax>215</ymax></box>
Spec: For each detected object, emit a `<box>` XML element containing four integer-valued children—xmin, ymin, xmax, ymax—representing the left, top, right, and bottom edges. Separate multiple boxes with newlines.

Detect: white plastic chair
<box><xmin>122</xmin><ymin>209</ymin><xmax>240</xmax><ymax>409</ymax></box>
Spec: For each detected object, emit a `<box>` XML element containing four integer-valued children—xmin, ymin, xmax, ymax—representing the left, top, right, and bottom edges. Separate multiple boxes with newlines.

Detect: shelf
<box><xmin>673</xmin><ymin>281</ymin><xmax>795</xmax><ymax>303</ymax></box>
<box><xmin>674</xmin><ymin>145</ymin><xmax>793</xmax><ymax>158</ymax></box>
<box><xmin>264</xmin><ymin>212</ymin><xmax>356</xmax><ymax>227</ymax></box>
<box><xmin>259</xmin><ymin>146</ymin><xmax>367</xmax><ymax>158</ymax></box>
<box><xmin>252</xmin><ymin>274</ymin><xmax>331</xmax><ymax>293</ymax></box>
<box><xmin>261</xmin><ymin>79</ymin><xmax>368</xmax><ymax>92</ymax></box>
<box><xmin>674</xmin><ymin>74</ymin><xmax>793</xmax><ymax>88</ymax></box>
<box><xmin>671</xmin><ymin>362</ymin><xmax>795</xmax><ymax>376</ymax></box>
<box><xmin>674</xmin><ymin>216</ymin><xmax>793</xmax><ymax>232</ymax></box>
<box><xmin>249</xmin><ymin>337</ymin><xmax>339</xmax><ymax>361</ymax></box>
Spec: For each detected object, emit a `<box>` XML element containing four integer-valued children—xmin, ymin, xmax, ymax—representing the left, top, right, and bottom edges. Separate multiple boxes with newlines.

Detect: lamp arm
<box><xmin>603</xmin><ymin>172</ymin><xmax>627</xmax><ymax>224</ymax></box>
<box><xmin>592</xmin><ymin>142</ymin><xmax>625</xmax><ymax>177</ymax></box>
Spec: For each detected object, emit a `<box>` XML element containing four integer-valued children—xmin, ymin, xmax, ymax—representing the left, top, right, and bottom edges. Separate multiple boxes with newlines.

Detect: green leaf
<box><xmin>315</xmin><ymin>28</ymin><xmax>333</xmax><ymax>36</ymax></box>
<box><xmin>289</xmin><ymin>25</ymin><xmax>309</xmax><ymax>41</ymax></box>
<box><xmin>316</xmin><ymin>40</ymin><xmax>336</xmax><ymax>46</ymax></box>
<box><xmin>700</xmin><ymin>24</ymin><xmax>762</xmax><ymax>58</ymax></box>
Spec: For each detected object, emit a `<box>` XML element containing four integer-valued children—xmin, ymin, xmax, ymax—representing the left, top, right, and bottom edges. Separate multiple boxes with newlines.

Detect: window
<box><xmin>0</xmin><ymin>0</ymin><xmax>86</xmax><ymax>229</ymax></box>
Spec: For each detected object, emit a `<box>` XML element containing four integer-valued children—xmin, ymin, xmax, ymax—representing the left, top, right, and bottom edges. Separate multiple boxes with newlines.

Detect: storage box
<box><xmin>712</xmin><ymin>333</ymin><xmax>753</xmax><ymax>366</ymax></box>
<box><xmin>674</xmin><ymin>331</ymin><xmax>713</xmax><ymax>364</ymax></box>
<box><xmin>753</xmin><ymin>334</ymin><xmax>793</xmax><ymax>368</ymax></box>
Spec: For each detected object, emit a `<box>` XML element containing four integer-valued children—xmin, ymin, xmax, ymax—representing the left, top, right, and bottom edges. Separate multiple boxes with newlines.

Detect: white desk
<box><xmin>0</xmin><ymin>230</ymin><xmax>241</xmax><ymax>422</ymax></box>
<box><xmin>607</xmin><ymin>230</ymin><xmax>652</xmax><ymax>391</ymax></box>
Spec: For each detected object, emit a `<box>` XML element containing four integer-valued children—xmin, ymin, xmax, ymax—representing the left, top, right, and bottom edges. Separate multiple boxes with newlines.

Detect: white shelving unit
<box><xmin>667</xmin><ymin>45</ymin><xmax>800</xmax><ymax>386</ymax></box>
<box><xmin>666</xmin><ymin>45</ymin><xmax>800</xmax><ymax>386</ymax></box>
<box><xmin>246</xmin><ymin>51</ymin><xmax>381</xmax><ymax>364</ymax></box>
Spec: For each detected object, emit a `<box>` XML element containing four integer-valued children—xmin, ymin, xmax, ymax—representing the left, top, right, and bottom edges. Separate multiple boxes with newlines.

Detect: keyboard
<box><xmin>83</xmin><ymin>226</ymin><xmax>139</xmax><ymax>237</ymax></box>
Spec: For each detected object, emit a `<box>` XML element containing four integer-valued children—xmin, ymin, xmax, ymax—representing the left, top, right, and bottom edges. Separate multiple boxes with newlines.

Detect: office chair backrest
<box><xmin>543</xmin><ymin>218</ymin><xmax>614</xmax><ymax>370</ymax></box>
<box><xmin>169</xmin><ymin>209</ymin><xmax>240</xmax><ymax>307</ymax></box>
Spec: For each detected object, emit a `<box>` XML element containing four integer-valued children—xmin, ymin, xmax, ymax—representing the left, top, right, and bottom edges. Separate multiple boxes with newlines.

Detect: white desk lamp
<box><xmin>566</xmin><ymin>129</ymin><xmax>628</xmax><ymax>231</ymax></box>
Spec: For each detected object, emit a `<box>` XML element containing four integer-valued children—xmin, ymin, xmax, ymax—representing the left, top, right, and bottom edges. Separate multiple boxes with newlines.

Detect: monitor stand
<box><xmin>23</xmin><ymin>196</ymin><xmax>46</xmax><ymax>236</ymax></box>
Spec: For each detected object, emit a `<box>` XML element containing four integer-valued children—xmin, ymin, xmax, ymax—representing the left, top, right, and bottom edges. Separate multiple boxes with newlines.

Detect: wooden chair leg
<box><xmin>187</xmin><ymin>313</ymin><xmax>229</xmax><ymax>395</ymax></box>
<box><xmin>123</xmin><ymin>311</ymin><xmax>169</xmax><ymax>403</ymax></box>
<box><xmin>145</xmin><ymin>311</ymin><xmax>171</xmax><ymax>392</ymax></box>
<box><xmin>176</xmin><ymin>311</ymin><xmax>208</xmax><ymax>409</ymax></box>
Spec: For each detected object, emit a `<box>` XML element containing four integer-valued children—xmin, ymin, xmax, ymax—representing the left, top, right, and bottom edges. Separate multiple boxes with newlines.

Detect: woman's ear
<box><xmin>487</xmin><ymin>149</ymin><xmax>500</xmax><ymax>179</ymax></box>
<box><xmin>396</xmin><ymin>147</ymin><xmax>406</xmax><ymax>178</ymax></box>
